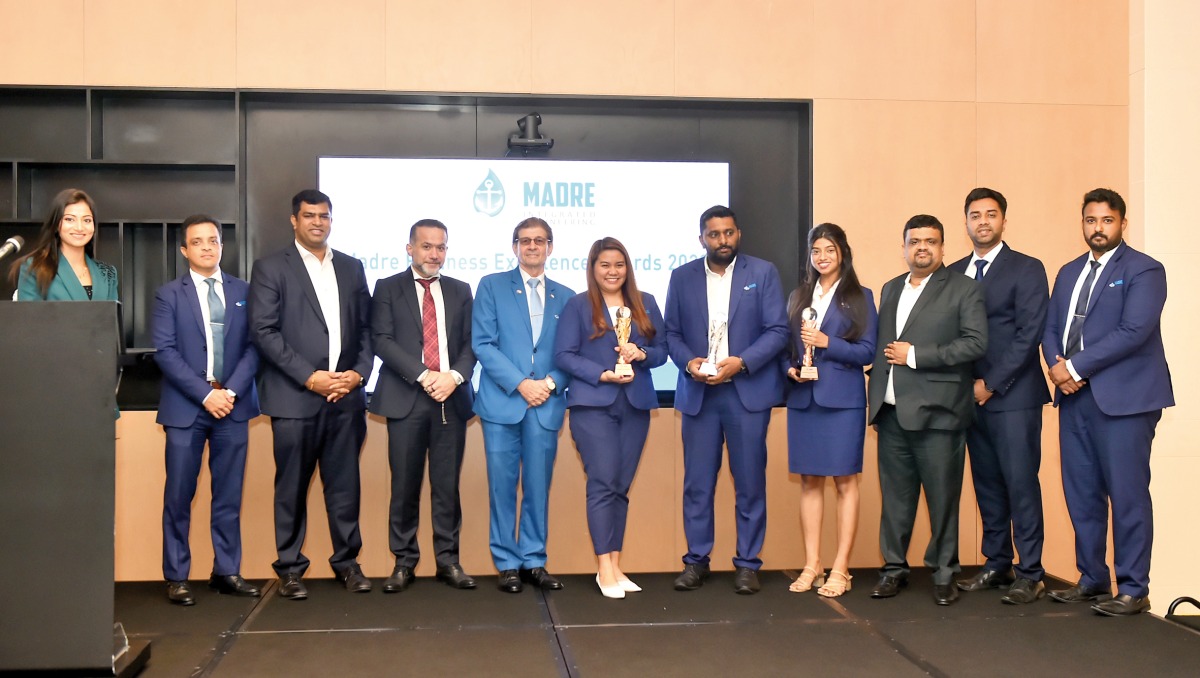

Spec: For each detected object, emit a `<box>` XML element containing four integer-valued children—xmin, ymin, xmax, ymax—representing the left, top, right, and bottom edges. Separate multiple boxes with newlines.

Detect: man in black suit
<box><xmin>249</xmin><ymin>189</ymin><xmax>373</xmax><ymax>600</ymax></box>
<box><xmin>949</xmin><ymin>188</ymin><xmax>1051</xmax><ymax>604</ymax></box>
<box><xmin>868</xmin><ymin>214</ymin><xmax>987</xmax><ymax>606</ymax></box>
<box><xmin>370</xmin><ymin>219</ymin><xmax>477</xmax><ymax>593</ymax></box>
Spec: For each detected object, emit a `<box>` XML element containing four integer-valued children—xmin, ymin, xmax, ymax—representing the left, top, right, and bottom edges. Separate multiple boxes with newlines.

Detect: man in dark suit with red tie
<box><xmin>153</xmin><ymin>214</ymin><xmax>260</xmax><ymax>605</ymax></box>
<box><xmin>249</xmin><ymin>189</ymin><xmax>374</xmax><ymax>600</ymax></box>
<box><xmin>1042</xmin><ymin>188</ymin><xmax>1173</xmax><ymax>616</ymax></box>
<box><xmin>370</xmin><ymin>219</ymin><xmax>477</xmax><ymax>592</ymax></box>
<box><xmin>949</xmin><ymin>188</ymin><xmax>1051</xmax><ymax>604</ymax></box>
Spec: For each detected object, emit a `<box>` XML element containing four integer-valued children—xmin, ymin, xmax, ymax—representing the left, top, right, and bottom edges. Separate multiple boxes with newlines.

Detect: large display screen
<box><xmin>320</xmin><ymin>157</ymin><xmax>730</xmax><ymax>392</ymax></box>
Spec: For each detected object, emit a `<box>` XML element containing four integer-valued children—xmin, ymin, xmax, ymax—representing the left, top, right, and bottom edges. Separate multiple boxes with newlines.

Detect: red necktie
<box><xmin>418</xmin><ymin>278</ymin><xmax>440</xmax><ymax>371</ymax></box>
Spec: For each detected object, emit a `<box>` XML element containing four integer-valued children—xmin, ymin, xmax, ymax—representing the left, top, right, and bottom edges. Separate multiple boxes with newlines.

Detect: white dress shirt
<box><xmin>884</xmin><ymin>272</ymin><xmax>930</xmax><ymax>405</ymax></box>
<box><xmin>295</xmin><ymin>241</ymin><xmax>342</xmax><ymax>372</ymax></box>
<box><xmin>810</xmin><ymin>278</ymin><xmax>840</xmax><ymax>331</ymax></box>
<box><xmin>964</xmin><ymin>241</ymin><xmax>1005</xmax><ymax>279</ymax></box>
<box><xmin>413</xmin><ymin>270</ymin><xmax>464</xmax><ymax>386</ymax></box>
<box><xmin>1063</xmin><ymin>244</ymin><xmax>1120</xmax><ymax>381</ymax></box>
<box><xmin>704</xmin><ymin>256</ymin><xmax>736</xmax><ymax>362</ymax></box>
<box><xmin>189</xmin><ymin>268</ymin><xmax>237</xmax><ymax>401</ymax></box>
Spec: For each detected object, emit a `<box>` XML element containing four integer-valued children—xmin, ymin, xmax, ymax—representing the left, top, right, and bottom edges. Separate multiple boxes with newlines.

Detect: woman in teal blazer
<box><xmin>11</xmin><ymin>188</ymin><xmax>117</xmax><ymax>301</ymax></box>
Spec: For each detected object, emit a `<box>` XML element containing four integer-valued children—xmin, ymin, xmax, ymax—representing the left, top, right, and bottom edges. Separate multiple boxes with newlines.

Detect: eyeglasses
<box><xmin>515</xmin><ymin>237</ymin><xmax>551</xmax><ymax>247</ymax></box>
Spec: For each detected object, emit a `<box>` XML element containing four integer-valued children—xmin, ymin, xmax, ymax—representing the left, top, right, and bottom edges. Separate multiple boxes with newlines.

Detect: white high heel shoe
<box><xmin>596</xmin><ymin>574</ymin><xmax>626</xmax><ymax>599</ymax></box>
<box><xmin>617</xmin><ymin>577</ymin><xmax>642</xmax><ymax>593</ymax></box>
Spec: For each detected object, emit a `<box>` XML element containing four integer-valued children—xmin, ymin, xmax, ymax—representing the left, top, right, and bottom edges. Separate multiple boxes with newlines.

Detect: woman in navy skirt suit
<box><xmin>785</xmin><ymin>223</ymin><xmax>877</xmax><ymax>597</ymax></box>
<box><xmin>554</xmin><ymin>237</ymin><xmax>667</xmax><ymax>599</ymax></box>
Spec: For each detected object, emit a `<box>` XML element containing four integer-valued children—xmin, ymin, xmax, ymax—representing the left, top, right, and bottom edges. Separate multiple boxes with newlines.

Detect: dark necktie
<box><xmin>205</xmin><ymin>278</ymin><xmax>225</xmax><ymax>382</ymax></box>
<box><xmin>1065</xmin><ymin>260</ymin><xmax>1101</xmax><ymax>358</ymax></box>
<box><xmin>974</xmin><ymin>259</ymin><xmax>987</xmax><ymax>281</ymax></box>
<box><xmin>418</xmin><ymin>278</ymin><xmax>440</xmax><ymax>371</ymax></box>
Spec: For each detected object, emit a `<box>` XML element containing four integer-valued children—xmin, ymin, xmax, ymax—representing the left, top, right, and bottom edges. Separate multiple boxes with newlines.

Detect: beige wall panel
<box><xmin>114</xmin><ymin>413</ymin><xmax>167</xmax><ymax>581</ymax></box>
<box><xmin>812</xmin><ymin>98</ymin><xmax>977</xmax><ymax>295</ymax></box>
<box><xmin>1143</xmin><ymin>0</ymin><xmax>1200</xmax><ymax>73</ymax></box>
<box><xmin>530</xmin><ymin>0</ymin><xmax>674</xmax><ymax>96</ymax></box>
<box><xmin>1129</xmin><ymin>0</ymin><xmax>1143</xmax><ymax>74</ymax></box>
<box><xmin>812</xmin><ymin>0</ymin><xmax>975</xmax><ymax>102</ymax></box>
<box><xmin>83</xmin><ymin>0</ymin><xmax>236</xmax><ymax>87</ymax></box>
<box><xmin>384</xmin><ymin>0</ymin><xmax>532</xmax><ymax>94</ymax></box>
<box><xmin>674</xmin><ymin>0</ymin><xmax>814</xmax><ymax>99</ymax></box>
<box><xmin>976</xmin><ymin>103</ymin><xmax>1128</xmax><ymax>276</ymax></box>
<box><xmin>0</xmin><ymin>0</ymin><xmax>85</xmax><ymax>85</ymax></box>
<box><xmin>236</xmin><ymin>0</ymin><xmax>386</xmax><ymax>90</ymax></box>
<box><xmin>1143</xmin><ymin>67</ymin><xmax>1200</xmax><ymax>189</ymax></box>
<box><xmin>1150</xmin><ymin>456</ymin><xmax>1200</xmax><ymax>613</ymax></box>
<box><xmin>976</xmin><ymin>0</ymin><xmax>1127</xmax><ymax>105</ymax></box>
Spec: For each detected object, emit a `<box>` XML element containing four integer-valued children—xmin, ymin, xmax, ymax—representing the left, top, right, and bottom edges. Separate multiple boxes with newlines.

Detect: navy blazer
<box><xmin>785</xmin><ymin>286</ymin><xmax>877</xmax><ymax>411</ymax></box>
<box><xmin>369</xmin><ymin>268</ymin><xmax>475</xmax><ymax>421</ymax></box>
<box><xmin>867</xmin><ymin>265</ymin><xmax>988</xmax><ymax>431</ymax></box>
<box><xmin>664</xmin><ymin>254</ymin><xmax>789</xmax><ymax>415</ymax></box>
<box><xmin>249</xmin><ymin>245</ymin><xmax>373</xmax><ymax>418</ymax></box>
<box><xmin>949</xmin><ymin>244</ymin><xmax>1051</xmax><ymax>412</ymax></box>
<box><xmin>473</xmin><ymin>268</ymin><xmax>575</xmax><ymax>428</ymax></box>
<box><xmin>153</xmin><ymin>271</ymin><xmax>260</xmax><ymax>427</ymax></box>
<box><xmin>553</xmin><ymin>291</ymin><xmax>668</xmax><ymax>411</ymax></box>
<box><xmin>1042</xmin><ymin>243</ymin><xmax>1173</xmax><ymax>416</ymax></box>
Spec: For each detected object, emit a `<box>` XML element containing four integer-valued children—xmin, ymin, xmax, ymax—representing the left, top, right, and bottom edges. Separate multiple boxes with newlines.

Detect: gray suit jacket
<box><xmin>867</xmin><ymin>265</ymin><xmax>988</xmax><ymax>431</ymax></box>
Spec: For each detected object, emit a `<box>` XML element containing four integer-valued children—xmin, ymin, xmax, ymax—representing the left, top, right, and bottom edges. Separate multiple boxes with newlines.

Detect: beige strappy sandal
<box><xmin>817</xmin><ymin>570</ymin><xmax>852</xmax><ymax>597</ymax></box>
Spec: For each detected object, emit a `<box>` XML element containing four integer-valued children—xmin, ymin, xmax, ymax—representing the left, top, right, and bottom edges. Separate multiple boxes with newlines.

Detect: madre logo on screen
<box><xmin>473</xmin><ymin>169</ymin><xmax>505</xmax><ymax>217</ymax></box>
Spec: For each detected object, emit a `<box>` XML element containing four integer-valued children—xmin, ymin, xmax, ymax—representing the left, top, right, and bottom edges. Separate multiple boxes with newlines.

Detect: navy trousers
<box><xmin>568</xmin><ymin>396</ymin><xmax>650</xmax><ymax>555</ymax></box>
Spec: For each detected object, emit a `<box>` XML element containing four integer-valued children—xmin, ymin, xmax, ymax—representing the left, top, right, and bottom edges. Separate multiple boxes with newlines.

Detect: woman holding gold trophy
<box><xmin>554</xmin><ymin>237</ymin><xmax>667</xmax><ymax>599</ymax></box>
<box><xmin>785</xmin><ymin>223</ymin><xmax>878</xmax><ymax>598</ymax></box>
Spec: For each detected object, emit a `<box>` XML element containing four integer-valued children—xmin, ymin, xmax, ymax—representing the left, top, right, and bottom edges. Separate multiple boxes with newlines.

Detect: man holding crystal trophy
<box><xmin>554</xmin><ymin>237</ymin><xmax>668</xmax><ymax>599</ymax></box>
<box><xmin>665</xmin><ymin>205</ymin><xmax>789</xmax><ymax>595</ymax></box>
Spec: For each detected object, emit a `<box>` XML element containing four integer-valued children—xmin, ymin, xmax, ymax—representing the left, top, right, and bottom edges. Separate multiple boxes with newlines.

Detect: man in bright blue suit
<box><xmin>153</xmin><ymin>214</ymin><xmax>260</xmax><ymax>606</ymax></box>
<box><xmin>949</xmin><ymin>188</ymin><xmax>1051</xmax><ymax>605</ymax></box>
<box><xmin>473</xmin><ymin>217</ymin><xmax>574</xmax><ymax>593</ymax></box>
<box><xmin>1042</xmin><ymin>188</ymin><xmax>1173</xmax><ymax>616</ymax></box>
<box><xmin>665</xmin><ymin>205</ymin><xmax>789</xmax><ymax>595</ymax></box>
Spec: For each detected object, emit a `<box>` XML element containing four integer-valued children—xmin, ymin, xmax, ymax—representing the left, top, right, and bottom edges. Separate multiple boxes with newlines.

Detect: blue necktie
<box><xmin>974</xmin><ymin>259</ymin><xmax>987</xmax><ymax>281</ymax></box>
<box><xmin>527</xmin><ymin>278</ymin><xmax>543</xmax><ymax>341</ymax></box>
<box><xmin>205</xmin><ymin>278</ymin><xmax>226</xmax><ymax>382</ymax></box>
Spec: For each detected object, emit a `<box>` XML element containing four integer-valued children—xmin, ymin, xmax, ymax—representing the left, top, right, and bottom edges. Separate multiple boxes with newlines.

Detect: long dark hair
<box><xmin>584</xmin><ymin>237</ymin><xmax>655</xmax><ymax>341</ymax></box>
<box><xmin>788</xmin><ymin>223</ymin><xmax>868</xmax><ymax>348</ymax></box>
<box><xmin>8</xmin><ymin>188</ymin><xmax>97</xmax><ymax>297</ymax></box>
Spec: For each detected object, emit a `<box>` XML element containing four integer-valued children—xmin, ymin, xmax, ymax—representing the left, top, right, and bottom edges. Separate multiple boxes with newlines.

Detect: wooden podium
<box><xmin>0</xmin><ymin>302</ymin><xmax>149</xmax><ymax>676</ymax></box>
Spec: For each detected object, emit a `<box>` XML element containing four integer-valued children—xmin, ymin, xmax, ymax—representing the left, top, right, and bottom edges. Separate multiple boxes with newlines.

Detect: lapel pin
<box><xmin>1109</xmin><ymin>280</ymin><xmax>1124</xmax><ymax>287</ymax></box>
<box><xmin>236</xmin><ymin>300</ymin><xmax>246</xmax><ymax>307</ymax></box>
<box><xmin>516</xmin><ymin>289</ymin><xmax>523</xmax><ymax>294</ymax></box>
<box><xmin>744</xmin><ymin>283</ymin><xmax>757</xmax><ymax>291</ymax></box>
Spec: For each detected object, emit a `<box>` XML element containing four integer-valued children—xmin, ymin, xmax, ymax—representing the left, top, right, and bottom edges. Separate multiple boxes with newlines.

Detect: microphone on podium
<box><xmin>0</xmin><ymin>235</ymin><xmax>24</xmax><ymax>262</ymax></box>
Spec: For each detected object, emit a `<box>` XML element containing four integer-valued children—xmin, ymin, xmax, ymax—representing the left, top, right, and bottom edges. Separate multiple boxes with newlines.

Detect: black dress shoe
<box><xmin>498</xmin><ymin>569</ymin><xmax>523</xmax><ymax>593</ymax></box>
<box><xmin>674</xmin><ymin>563</ymin><xmax>710</xmax><ymax>591</ymax></box>
<box><xmin>337</xmin><ymin>564</ymin><xmax>372</xmax><ymax>593</ymax></box>
<box><xmin>1048</xmin><ymin>582</ymin><xmax>1112</xmax><ymax>603</ymax></box>
<box><xmin>519</xmin><ymin>567</ymin><xmax>563</xmax><ymax>590</ymax></box>
<box><xmin>933</xmin><ymin>584</ymin><xmax>960</xmax><ymax>606</ymax></box>
<box><xmin>956</xmin><ymin>568</ymin><xmax>1016</xmax><ymax>592</ymax></box>
<box><xmin>733</xmin><ymin>567</ymin><xmax>761</xmax><ymax>595</ymax></box>
<box><xmin>437</xmin><ymin>563</ymin><xmax>478</xmax><ymax>589</ymax></box>
<box><xmin>870</xmin><ymin>575</ymin><xmax>908</xmax><ymax>598</ymax></box>
<box><xmin>1092</xmin><ymin>594</ymin><xmax>1151</xmax><ymax>616</ymax></box>
<box><xmin>167</xmin><ymin>581</ymin><xmax>195</xmax><ymax>606</ymax></box>
<box><xmin>1001</xmin><ymin>578</ymin><xmax>1045</xmax><ymax>605</ymax></box>
<box><xmin>279</xmin><ymin>572</ymin><xmax>308</xmax><ymax>600</ymax></box>
<box><xmin>382</xmin><ymin>565</ymin><xmax>414</xmax><ymax>593</ymax></box>
<box><xmin>208</xmin><ymin>574</ymin><xmax>261</xmax><ymax>597</ymax></box>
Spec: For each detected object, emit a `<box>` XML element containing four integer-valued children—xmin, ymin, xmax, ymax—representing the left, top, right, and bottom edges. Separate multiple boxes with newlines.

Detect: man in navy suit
<box><xmin>665</xmin><ymin>205</ymin><xmax>789</xmax><ymax>594</ymax></box>
<box><xmin>153</xmin><ymin>214</ymin><xmax>260</xmax><ymax>605</ymax></box>
<box><xmin>473</xmin><ymin>217</ymin><xmax>574</xmax><ymax>593</ymax></box>
<box><xmin>249</xmin><ymin>190</ymin><xmax>374</xmax><ymax>600</ymax></box>
<box><xmin>1042</xmin><ymin>188</ymin><xmax>1173</xmax><ymax>616</ymax></box>
<box><xmin>949</xmin><ymin>188</ymin><xmax>1051</xmax><ymax>605</ymax></box>
<box><xmin>868</xmin><ymin>215</ymin><xmax>987</xmax><ymax>606</ymax></box>
<box><xmin>370</xmin><ymin>219</ymin><xmax>477</xmax><ymax>592</ymax></box>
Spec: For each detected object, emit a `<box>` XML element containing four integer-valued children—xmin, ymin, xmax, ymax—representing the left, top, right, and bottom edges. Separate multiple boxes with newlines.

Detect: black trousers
<box><xmin>387</xmin><ymin>395</ymin><xmax>467</xmax><ymax>568</ymax></box>
<box><xmin>270</xmin><ymin>405</ymin><xmax>366</xmax><ymax>576</ymax></box>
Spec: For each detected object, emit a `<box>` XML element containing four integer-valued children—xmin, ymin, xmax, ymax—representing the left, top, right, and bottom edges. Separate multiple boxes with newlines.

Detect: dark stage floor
<box><xmin>115</xmin><ymin>568</ymin><xmax>1200</xmax><ymax>677</ymax></box>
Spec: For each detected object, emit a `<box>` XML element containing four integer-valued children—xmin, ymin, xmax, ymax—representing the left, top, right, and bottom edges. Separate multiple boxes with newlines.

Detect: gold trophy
<box><xmin>614</xmin><ymin>306</ymin><xmax>634</xmax><ymax>377</ymax></box>
<box><xmin>799</xmin><ymin>307</ymin><xmax>819</xmax><ymax>380</ymax></box>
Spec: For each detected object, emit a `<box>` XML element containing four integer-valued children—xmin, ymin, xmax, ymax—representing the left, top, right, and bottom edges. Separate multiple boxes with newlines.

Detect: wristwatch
<box><xmin>545</xmin><ymin>375</ymin><xmax>557</xmax><ymax>393</ymax></box>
